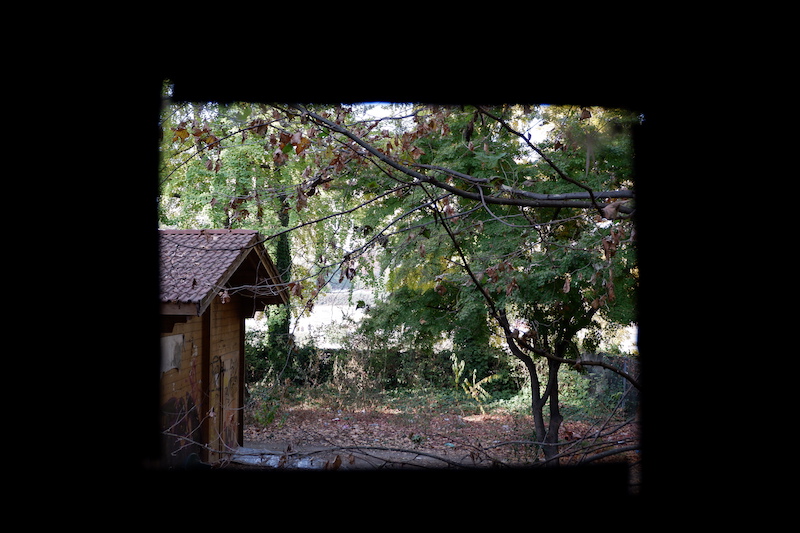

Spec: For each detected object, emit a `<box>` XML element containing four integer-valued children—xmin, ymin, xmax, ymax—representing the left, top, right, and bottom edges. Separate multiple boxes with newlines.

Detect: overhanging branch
<box><xmin>476</xmin><ymin>105</ymin><xmax>606</xmax><ymax>217</ymax></box>
<box><xmin>413</xmin><ymin>164</ymin><xmax>634</xmax><ymax>201</ymax></box>
<box><xmin>423</xmin><ymin>173</ymin><xmax>634</xmax><ymax>213</ymax></box>
<box><xmin>291</xmin><ymin>104</ymin><xmax>634</xmax><ymax>215</ymax></box>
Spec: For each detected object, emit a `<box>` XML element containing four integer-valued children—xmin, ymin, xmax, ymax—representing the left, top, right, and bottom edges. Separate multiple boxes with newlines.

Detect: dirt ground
<box><xmin>228</xmin><ymin>405</ymin><xmax>640</xmax><ymax>479</ymax></box>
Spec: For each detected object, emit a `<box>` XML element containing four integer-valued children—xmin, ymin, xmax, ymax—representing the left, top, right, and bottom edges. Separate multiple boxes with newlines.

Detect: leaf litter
<box><xmin>239</xmin><ymin>396</ymin><xmax>640</xmax><ymax>480</ymax></box>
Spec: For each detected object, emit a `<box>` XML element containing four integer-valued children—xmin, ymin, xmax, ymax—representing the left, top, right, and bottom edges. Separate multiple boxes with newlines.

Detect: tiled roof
<box><xmin>159</xmin><ymin>229</ymin><xmax>284</xmax><ymax>314</ymax></box>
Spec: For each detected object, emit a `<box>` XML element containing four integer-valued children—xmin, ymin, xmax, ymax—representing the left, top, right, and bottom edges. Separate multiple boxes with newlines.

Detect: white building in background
<box><xmin>246</xmin><ymin>289</ymin><xmax>375</xmax><ymax>350</ymax></box>
<box><xmin>291</xmin><ymin>289</ymin><xmax>375</xmax><ymax>349</ymax></box>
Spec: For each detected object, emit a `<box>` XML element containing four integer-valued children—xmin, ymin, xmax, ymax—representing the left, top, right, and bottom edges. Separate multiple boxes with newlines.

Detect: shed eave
<box><xmin>160</xmin><ymin>301</ymin><xmax>203</xmax><ymax>316</ymax></box>
<box><xmin>251</xmin><ymin>244</ymin><xmax>289</xmax><ymax>305</ymax></box>
<box><xmin>159</xmin><ymin>229</ymin><xmax>288</xmax><ymax>314</ymax></box>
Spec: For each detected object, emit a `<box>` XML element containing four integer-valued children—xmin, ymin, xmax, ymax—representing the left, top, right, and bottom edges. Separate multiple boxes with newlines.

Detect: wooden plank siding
<box><xmin>160</xmin><ymin>293</ymin><xmax>246</xmax><ymax>465</ymax></box>
<box><xmin>207</xmin><ymin>296</ymin><xmax>243</xmax><ymax>463</ymax></box>
<box><xmin>160</xmin><ymin>314</ymin><xmax>206</xmax><ymax>465</ymax></box>
<box><xmin>158</xmin><ymin>229</ymin><xmax>287</xmax><ymax>467</ymax></box>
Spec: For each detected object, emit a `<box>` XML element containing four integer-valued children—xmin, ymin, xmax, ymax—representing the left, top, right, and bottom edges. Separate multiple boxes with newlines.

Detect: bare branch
<box><xmin>412</xmin><ymin>164</ymin><xmax>634</xmax><ymax>202</ymax></box>
<box><xmin>317</xmin><ymin>445</ymin><xmax>477</xmax><ymax>469</ymax></box>
<box><xmin>291</xmin><ymin>104</ymin><xmax>634</xmax><ymax>214</ymax></box>
<box><xmin>261</xmin><ymin>183</ymin><xmax>413</xmax><ymax>242</ymax></box>
<box><xmin>160</xmin><ymin>118</ymin><xmax>282</xmax><ymax>186</ymax></box>
<box><xmin>475</xmin><ymin>105</ymin><xmax>605</xmax><ymax>217</ymax></box>
<box><xmin>579</xmin><ymin>444</ymin><xmax>640</xmax><ymax>464</ymax></box>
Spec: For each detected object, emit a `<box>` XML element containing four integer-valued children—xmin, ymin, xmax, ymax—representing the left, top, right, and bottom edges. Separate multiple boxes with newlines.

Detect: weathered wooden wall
<box><xmin>206</xmin><ymin>295</ymin><xmax>244</xmax><ymax>463</ymax></box>
<box><xmin>160</xmin><ymin>294</ymin><xmax>245</xmax><ymax>467</ymax></box>
<box><xmin>160</xmin><ymin>313</ymin><xmax>207</xmax><ymax>466</ymax></box>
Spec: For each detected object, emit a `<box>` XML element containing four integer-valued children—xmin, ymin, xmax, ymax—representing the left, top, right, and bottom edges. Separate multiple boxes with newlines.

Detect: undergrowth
<box><xmin>245</xmin><ymin>368</ymin><xmax>630</xmax><ymax>429</ymax></box>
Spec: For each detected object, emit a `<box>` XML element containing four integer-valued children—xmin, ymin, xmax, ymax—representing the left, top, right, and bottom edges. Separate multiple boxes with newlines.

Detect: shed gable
<box><xmin>159</xmin><ymin>229</ymin><xmax>287</xmax><ymax>316</ymax></box>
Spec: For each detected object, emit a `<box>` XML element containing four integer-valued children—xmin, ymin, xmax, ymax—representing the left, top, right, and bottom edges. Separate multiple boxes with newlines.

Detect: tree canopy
<box><xmin>158</xmin><ymin>93</ymin><xmax>641</xmax><ymax>462</ymax></box>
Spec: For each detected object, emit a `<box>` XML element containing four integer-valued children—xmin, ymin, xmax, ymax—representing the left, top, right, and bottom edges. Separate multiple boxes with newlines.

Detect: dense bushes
<box><xmin>245</xmin><ymin>329</ymin><xmax>334</xmax><ymax>386</ymax></box>
<box><xmin>245</xmin><ymin>315</ymin><xmax>638</xmax><ymax>420</ymax></box>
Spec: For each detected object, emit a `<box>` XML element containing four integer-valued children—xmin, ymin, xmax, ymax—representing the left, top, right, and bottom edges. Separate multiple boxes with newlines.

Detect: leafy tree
<box><xmin>158</xmin><ymin>95</ymin><xmax>641</xmax><ymax>463</ymax></box>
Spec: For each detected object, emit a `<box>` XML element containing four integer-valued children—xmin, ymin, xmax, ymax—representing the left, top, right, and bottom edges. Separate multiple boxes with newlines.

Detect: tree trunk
<box><xmin>268</xmin><ymin>190</ymin><xmax>292</xmax><ymax>351</ymax></box>
<box><xmin>542</xmin><ymin>358</ymin><xmax>563</xmax><ymax>464</ymax></box>
<box><xmin>500</xmin><ymin>319</ymin><xmax>552</xmax><ymax>464</ymax></box>
<box><xmin>524</xmin><ymin>358</ymin><xmax>547</xmax><ymax>454</ymax></box>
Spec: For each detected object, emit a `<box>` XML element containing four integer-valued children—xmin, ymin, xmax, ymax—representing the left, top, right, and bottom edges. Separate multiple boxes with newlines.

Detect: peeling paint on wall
<box><xmin>160</xmin><ymin>334</ymin><xmax>184</xmax><ymax>373</ymax></box>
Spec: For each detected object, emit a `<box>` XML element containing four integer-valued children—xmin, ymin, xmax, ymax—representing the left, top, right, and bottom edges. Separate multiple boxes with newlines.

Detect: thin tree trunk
<box><xmin>522</xmin><ymin>357</ymin><xmax>547</xmax><ymax>454</ymax></box>
<box><xmin>543</xmin><ymin>358</ymin><xmax>563</xmax><ymax>464</ymax></box>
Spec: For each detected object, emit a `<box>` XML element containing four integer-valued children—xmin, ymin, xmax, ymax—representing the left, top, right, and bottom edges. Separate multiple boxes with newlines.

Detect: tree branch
<box><xmin>423</xmin><ymin>171</ymin><xmax>632</xmax><ymax>212</ymax></box>
<box><xmin>412</xmin><ymin>164</ymin><xmax>634</xmax><ymax>202</ymax></box>
<box><xmin>317</xmin><ymin>444</ymin><xmax>477</xmax><ymax>469</ymax></box>
<box><xmin>291</xmin><ymin>105</ymin><xmax>633</xmax><ymax>214</ymax></box>
<box><xmin>291</xmin><ymin>104</ymin><xmax>641</xmax><ymax>391</ymax></box>
<box><xmin>261</xmin><ymin>183</ymin><xmax>413</xmax><ymax>242</ymax></box>
<box><xmin>511</xmin><ymin>331</ymin><xmax>641</xmax><ymax>390</ymax></box>
<box><xmin>475</xmin><ymin>106</ymin><xmax>606</xmax><ymax>217</ymax></box>
<box><xmin>580</xmin><ymin>444</ymin><xmax>640</xmax><ymax>464</ymax></box>
<box><xmin>160</xmin><ymin>118</ymin><xmax>283</xmax><ymax>186</ymax></box>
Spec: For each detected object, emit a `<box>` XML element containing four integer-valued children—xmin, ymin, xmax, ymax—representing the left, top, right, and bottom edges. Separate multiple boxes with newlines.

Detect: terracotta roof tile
<box><xmin>159</xmin><ymin>229</ymin><xmax>261</xmax><ymax>306</ymax></box>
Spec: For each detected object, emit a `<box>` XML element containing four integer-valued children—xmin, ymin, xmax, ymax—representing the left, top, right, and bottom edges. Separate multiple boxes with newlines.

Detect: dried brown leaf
<box><xmin>295</xmin><ymin>186</ymin><xmax>308</xmax><ymax>211</ymax></box>
<box><xmin>295</xmin><ymin>136</ymin><xmax>311</xmax><ymax>155</ymax></box>
<box><xmin>288</xmin><ymin>282</ymin><xmax>303</xmax><ymax>298</ymax></box>
<box><xmin>172</xmin><ymin>128</ymin><xmax>189</xmax><ymax>142</ymax></box>
<box><xmin>601</xmin><ymin>200</ymin><xmax>626</xmax><ymax>220</ymax></box>
<box><xmin>506</xmin><ymin>277</ymin><xmax>520</xmax><ymax>296</ymax></box>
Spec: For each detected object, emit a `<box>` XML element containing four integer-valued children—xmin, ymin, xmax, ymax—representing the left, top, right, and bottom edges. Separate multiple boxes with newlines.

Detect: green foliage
<box><xmin>245</xmin><ymin>378</ymin><xmax>292</xmax><ymax>427</ymax></box>
<box><xmin>451</xmin><ymin>354</ymin><xmax>465</xmax><ymax>388</ymax></box>
<box><xmin>253</xmin><ymin>392</ymin><xmax>284</xmax><ymax>427</ymax></box>
<box><xmin>245</xmin><ymin>327</ymin><xmax>333</xmax><ymax>386</ymax></box>
<box><xmin>159</xmin><ymin>99</ymin><xmax>640</xmax><ymax>437</ymax></box>
<box><xmin>450</xmin><ymin>354</ymin><xmax>502</xmax><ymax>414</ymax></box>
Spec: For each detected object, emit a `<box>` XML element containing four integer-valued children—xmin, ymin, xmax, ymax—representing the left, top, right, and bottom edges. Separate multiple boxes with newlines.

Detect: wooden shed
<box><xmin>159</xmin><ymin>229</ymin><xmax>288</xmax><ymax>467</ymax></box>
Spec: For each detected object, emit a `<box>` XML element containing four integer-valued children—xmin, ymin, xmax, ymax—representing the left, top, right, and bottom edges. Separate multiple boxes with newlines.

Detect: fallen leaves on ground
<box><xmin>243</xmin><ymin>406</ymin><xmax>639</xmax><ymax>470</ymax></box>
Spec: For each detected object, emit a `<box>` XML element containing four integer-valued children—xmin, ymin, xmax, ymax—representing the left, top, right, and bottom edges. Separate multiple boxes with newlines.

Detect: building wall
<box><xmin>207</xmin><ymin>296</ymin><xmax>243</xmax><ymax>463</ymax></box>
<box><xmin>160</xmin><ymin>313</ymin><xmax>207</xmax><ymax>466</ymax></box>
<box><xmin>159</xmin><ymin>294</ymin><xmax>245</xmax><ymax>466</ymax></box>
